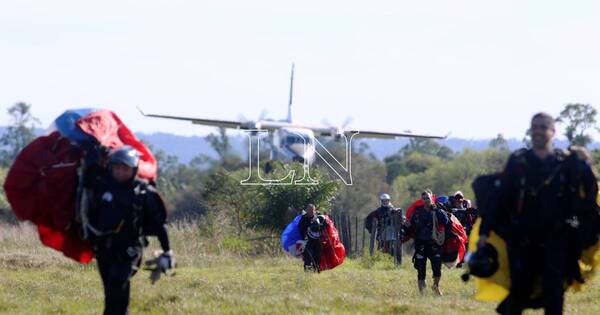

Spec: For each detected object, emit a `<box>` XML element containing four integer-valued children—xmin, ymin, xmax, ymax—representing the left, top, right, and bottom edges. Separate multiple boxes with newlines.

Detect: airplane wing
<box><xmin>345</xmin><ymin>129</ymin><xmax>447</xmax><ymax>139</ymax></box>
<box><xmin>139</xmin><ymin>108</ymin><xmax>447</xmax><ymax>139</ymax></box>
<box><xmin>139</xmin><ymin>108</ymin><xmax>332</xmax><ymax>131</ymax></box>
<box><xmin>138</xmin><ymin>108</ymin><xmax>260</xmax><ymax>130</ymax></box>
<box><xmin>313</xmin><ymin>127</ymin><xmax>447</xmax><ymax>139</ymax></box>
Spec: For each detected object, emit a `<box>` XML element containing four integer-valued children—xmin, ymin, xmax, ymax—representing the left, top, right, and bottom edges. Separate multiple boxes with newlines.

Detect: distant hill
<box><xmin>2</xmin><ymin>127</ymin><xmax>599</xmax><ymax>164</ymax></box>
<box><xmin>136</xmin><ymin>132</ymin><xmax>223</xmax><ymax>162</ymax></box>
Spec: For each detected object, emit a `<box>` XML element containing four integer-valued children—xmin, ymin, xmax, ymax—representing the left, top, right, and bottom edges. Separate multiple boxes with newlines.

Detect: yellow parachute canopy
<box><xmin>469</xmin><ymin>190</ymin><xmax>600</xmax><ymax>302</ymax></box>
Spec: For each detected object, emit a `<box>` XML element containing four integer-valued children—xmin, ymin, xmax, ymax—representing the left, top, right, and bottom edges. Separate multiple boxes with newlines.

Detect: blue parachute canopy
<box><xmin>281</xmin><ymin>215</ymin><xmax>303</xmax><ymax>253</ymax></box>
<box><xmin>53</xmin><ymin>108</ymin><xmax>99</xmax><ymax>142</ymax></box>
<box><xmin>436</xmin><ymin>196</ymin><xmax>449</xmax><ymax>204</ymax></box>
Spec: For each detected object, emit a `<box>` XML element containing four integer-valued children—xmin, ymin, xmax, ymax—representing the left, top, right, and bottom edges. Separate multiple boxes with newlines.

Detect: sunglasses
<box><xmin>531</xmin><ymin>124</ymin><xmax>551</xmax><ymax>131</ymax></box>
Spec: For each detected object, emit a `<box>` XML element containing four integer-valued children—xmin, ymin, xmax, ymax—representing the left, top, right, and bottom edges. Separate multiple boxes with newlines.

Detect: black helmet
<box><xmin>467</xmin><ymin>243</ymin><xmax>499</xmax><ymax>278</ymax></box>
<box><xmin>109</xmin><ymin>145</ymin><xmax>139</xmax><ymax>168</ymax></box>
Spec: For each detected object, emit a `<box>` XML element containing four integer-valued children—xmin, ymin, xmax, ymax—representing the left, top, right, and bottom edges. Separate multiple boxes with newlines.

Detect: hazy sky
<box><xmin>1</xmin><ymin>1</ymin><xmax>600</xmax><ymax>139</ymax></box>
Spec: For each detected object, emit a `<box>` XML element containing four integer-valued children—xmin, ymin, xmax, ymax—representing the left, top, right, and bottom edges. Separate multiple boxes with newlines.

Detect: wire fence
<box><xmin>329</xmin><ymin>210</ymin><xmax>407</xmax><ymax>265</ymax></box>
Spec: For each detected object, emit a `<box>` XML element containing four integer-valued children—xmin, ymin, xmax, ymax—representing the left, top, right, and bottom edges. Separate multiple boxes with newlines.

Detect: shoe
<box><xmin>432</xmin><ymin>277</ymin><xmax>443</xmax><ymax>296</ymax></box>
<box><xmin>418</xmin><ymin>280</ymin><xmax>426</xmax><ymax>294</ymax></box>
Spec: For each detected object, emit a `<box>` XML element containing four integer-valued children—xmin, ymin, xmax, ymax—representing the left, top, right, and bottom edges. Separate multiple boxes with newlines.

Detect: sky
<box><xmin>1</xmin><ymin>0</ymin><xmax>600</xmax><ymax>140</ymax></box>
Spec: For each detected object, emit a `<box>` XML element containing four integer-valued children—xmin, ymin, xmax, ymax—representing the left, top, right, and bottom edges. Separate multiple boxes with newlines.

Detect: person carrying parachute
<box><xmin>87</xmin><ymin>145</ymin><xmax>174</xmax><ymax>314</ymax></box>
<box><xmin>281</xmin><ymin>204</ymin><xmax>345</xmax><ymax>272</ymax></box>
<box><xmin>298</xmin><ymin>204</ymin><xmax>327</xmax><ymax>271</ymax></box>
<box><xmin>365</xmin><ymin>193</ymin><xmax>403</xmax><ymax>255</ymax></box>
<box><xmin>404</xmin><ymin>192</ymin><xmax>469</xmax><ymax>271</ymax></box>
<box><xmin>465</xmin><ymin>112</ymin><xmax>600</xmax><ymax>315</ymax></box>
<box><xmin>449</xmin><ymin>191</ymin><xmax>479</xmax><ymax>239</ymax></box>
<box><xmin>403</xmin><ymin>191</ymin><xmax>449</xmax><ymax>295</ymax></box>
<box><xmin>3</xmin><ymin>108</ymin><xmax>174</xmax><ymax>315</ymax></box>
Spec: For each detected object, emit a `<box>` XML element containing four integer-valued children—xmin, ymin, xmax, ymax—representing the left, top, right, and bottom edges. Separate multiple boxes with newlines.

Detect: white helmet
<box><xmin>380</xmin><ymin>193</ymin><xmax>391</xmax><ymax>201</ymax></box>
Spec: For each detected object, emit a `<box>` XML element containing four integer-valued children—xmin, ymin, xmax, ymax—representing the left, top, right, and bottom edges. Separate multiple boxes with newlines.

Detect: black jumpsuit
<box><xmin>88</xmin><ymin>174</ymin><xmax>170</xmax><ymax>315</ymax></box>
<box><xmin>409</xmin><ymin>206</ymin><xmax>449</xmax><ymax>281</ymax></box>
<box><xmin>298</xmin><ymin>214</ymin><xmax>327</xmax><ymax>271</ymax></box>
<box><xmin>482</xmin><ymin>149</ymin><xmax>598</xmax><ymax>315</ymax></box>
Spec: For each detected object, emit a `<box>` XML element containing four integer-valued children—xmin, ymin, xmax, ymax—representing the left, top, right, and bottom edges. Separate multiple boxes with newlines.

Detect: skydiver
<box><xmin>450</xmin><ymin>191</ymin><xmax>478</xmax><ymax>237</ymax></box>
<box><xmin>86</xmin><ymin>146</ymin><xmax>175</xmax><ymax>315</ymax></box>
<box><xmin>365</xmin><ymin>193</ymin><xmax>402</xmax><ymax>255</ymax></box>
<box><xmin>477</xmin><ymin>112</ymin><xmax>599</xmax><ymax>314</ymax></box>
<box><xmin>404</xmin><ymin>191</ymin><xmax>449</xmax><ymax>295</ymax></box>
<box><xmin>298</xmin><ymin>204</ymin><xmax>328</xmax><ymax>272</ymax></box>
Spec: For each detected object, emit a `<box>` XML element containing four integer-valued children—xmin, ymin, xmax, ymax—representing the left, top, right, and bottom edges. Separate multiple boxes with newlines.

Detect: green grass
<box><xmin>1</xmin><ymin>224</ymin><xmax>599</xmax><ymax>314</ymax></box>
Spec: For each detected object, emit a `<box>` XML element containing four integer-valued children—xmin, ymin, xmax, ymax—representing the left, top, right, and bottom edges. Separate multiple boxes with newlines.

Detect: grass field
<box><xmin>1</xmin><ymin>223</ymin><xmax>599</xmax><ymax>315</ymax></box>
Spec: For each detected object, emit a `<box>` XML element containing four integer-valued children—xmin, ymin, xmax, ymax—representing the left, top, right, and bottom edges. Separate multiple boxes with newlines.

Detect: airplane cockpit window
<box><xmin>286</xmin><ymin>135</ymin><xmax>310</xmax><ymax>144</ymax></box>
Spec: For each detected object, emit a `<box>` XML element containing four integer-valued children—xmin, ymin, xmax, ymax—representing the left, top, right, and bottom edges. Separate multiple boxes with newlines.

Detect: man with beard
<box><xmin>477</xmin><ymin>112</ymin><xmax>598</xmax><ymax>314</ymax></box>
<box><xmin>405</xmin><ymin>191</ymin><xmax>449</xmax><ymax>295</ymax></box>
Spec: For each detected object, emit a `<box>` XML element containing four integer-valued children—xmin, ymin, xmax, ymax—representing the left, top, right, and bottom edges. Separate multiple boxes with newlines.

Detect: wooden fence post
<box><xmin>361</xmin><ymin>218</ymin><xmax>366</xmax><ymax>256</ymax></box>
<box><xmin>354</xmin><ymin>216</ymin><xmax>358</xmax><ymax>256</ymax></box>
<box><xmin>369</xmin><ymin>218</ymin><xmax>377</xmax><ymax>256</ymax></box>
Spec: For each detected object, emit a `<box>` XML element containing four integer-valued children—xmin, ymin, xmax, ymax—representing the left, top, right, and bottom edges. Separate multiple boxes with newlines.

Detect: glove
<box><xmin>145</xmin><ymin>250</ymin><xmax>175</xmax><ymax>284</ymax></box>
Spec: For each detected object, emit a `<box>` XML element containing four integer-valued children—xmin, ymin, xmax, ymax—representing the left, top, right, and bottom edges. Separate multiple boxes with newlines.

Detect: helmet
<box><xmin>109</xmin><ymin>145</ymin><xmax>140</xmax><ymax>168</ymax></box>
<box><xmin>466</xmin><ymin>244</ymin><xmax>499</xmax><ymax>278</ymax></box>
<box><xmin>380</xmin><ymin>193</ymin><xmax>391</xmax><ymax>201</ymax></box>
<box><xmin>436</xmin><ymin>196</ymin><xmax>449</xmax><ymax>204</ymax></box>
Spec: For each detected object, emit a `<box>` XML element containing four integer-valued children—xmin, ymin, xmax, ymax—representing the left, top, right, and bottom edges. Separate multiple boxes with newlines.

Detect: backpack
<box><xmin>431</xmin><ymin>211</ymin><xmax>445</xmax><ymax>246</ymax></box>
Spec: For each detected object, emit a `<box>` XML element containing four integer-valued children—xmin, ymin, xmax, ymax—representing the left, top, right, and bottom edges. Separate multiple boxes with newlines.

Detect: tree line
<box><xmin>1</xmin><ymin>103</ymin><xmax>599</xmax><ymax>239</ymax></box>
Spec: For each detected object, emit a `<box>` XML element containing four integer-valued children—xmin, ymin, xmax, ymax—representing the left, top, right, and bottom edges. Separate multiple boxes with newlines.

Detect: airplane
<box><xmin>139</xmin><ymin>65</ymin><xmax>447</xmax><ymax>165</ymax></box>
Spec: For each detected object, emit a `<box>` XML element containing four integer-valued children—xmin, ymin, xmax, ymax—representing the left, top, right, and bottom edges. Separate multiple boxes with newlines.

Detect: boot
<box><xmin>418</xmin><ymin>280</ymin><xmax>426</xmax><ymax>294</ymax></box>
<box><xmin>432</xmin><ymin>277</ymin><xmax>443</xmax><ymax>296</ymax></box>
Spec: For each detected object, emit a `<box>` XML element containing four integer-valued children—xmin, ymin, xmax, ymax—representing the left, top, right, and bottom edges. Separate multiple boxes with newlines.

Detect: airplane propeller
<box><xmin>322</xmin><ymin>116</ymin><xmax>353</xmax><ymax>140</ymax></box>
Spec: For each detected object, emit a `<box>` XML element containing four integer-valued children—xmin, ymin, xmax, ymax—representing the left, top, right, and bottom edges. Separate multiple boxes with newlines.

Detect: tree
<box><xmin>0</xmin><ymin>102</ymin><xmax>39</xmax><ymax>166</ymax></box>
<box><xmin>203</xmin><ymin>128</ymin><xmax>244</xmax><ymax>171</ymax></box>
<box><xmin>489</xmin><ymin>133</ymin><xmax>510</xmax><ymax>151</ymax></box>
<box><xmin>0</xmin><ymin>167</ymin><xmax>17</xmax><ymax>223</ymax></box>
<box><xmin>311</xmin><ymin>138</ymin><xmax>388</xmax><ymax>218</ymax></box>
<box><xmin>556</xmin><ymin>103</ymin><xmax>598</xmax><ymax>147</ymax></box>
<box><xmin>391</xmin><ymin>149</ymin><xmax>509</xmax><ymax>208</ymax></box>
<box><xmin>384</xmin><ymin>152</ymin><xmax>443</xmax><ymax>184</ymax></box>
<box><xmin>201</xmin><ymin>163</ymin><xmax>339</xmax><ymax>235</ymax></box>
<box><xmin>329</xmin><ymin>153</ymin><xmax>388</xmax><ymax>219</ymax></box>
<box><xmin>256</xmin><ymin>163</ymin><xmax>339</xmax><ymax>230</ymax></box>
<box><xmin>202</xmin><ymin>169</ymin><xmax>257</xmax><ymax>236</ymax></box>
<box><xmin>398</xmin><ymin>138</ymin><xmax>453</xmax><ymax>160</ymax></box>
<box><xmin>383</xmin><ymin>139</ymin><xmax>451</xmax><ymax>184</ymax></box>
<box><xmin>144</xmin><ymin>143</ymin><xmax>211</xmax><ymax>221</ymax></box>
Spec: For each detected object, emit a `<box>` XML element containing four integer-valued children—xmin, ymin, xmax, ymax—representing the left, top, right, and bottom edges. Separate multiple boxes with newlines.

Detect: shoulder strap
<box><xmin>133</xmin><ymin>181</ymin><xmax>149</xmax><ymax>211</ymax></box>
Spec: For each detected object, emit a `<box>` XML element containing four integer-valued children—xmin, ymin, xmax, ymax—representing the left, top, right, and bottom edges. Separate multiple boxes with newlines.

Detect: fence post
<box><xmin>347</xmin><ymin>213</ymin><xmax>353</xmax><ymax>257</ymax></box>
<box><xmin>369</xmin><ymin>218</ymin><xmax>377</xmax><ymax>256</ymax></box>
<box><xmin>354</xmin><ymin>216</ymin><xmax>358</xmax><ymax>256</ymax></box>
<box><xmin>361</xmin><ymin>218</ymin><xmax>366</xmax><ymax>256</ymax></box>
<box><xmin>393</xmin><ymin>211</ymin><xmax>402</xmax><ymax>266</ymax></box>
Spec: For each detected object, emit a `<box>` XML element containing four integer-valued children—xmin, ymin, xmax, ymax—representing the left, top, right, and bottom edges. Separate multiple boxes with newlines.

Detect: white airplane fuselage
<box><xmin>271</xmin><ymin>127</ymin><xmax>316</xmax><ymax>164</ymax></box>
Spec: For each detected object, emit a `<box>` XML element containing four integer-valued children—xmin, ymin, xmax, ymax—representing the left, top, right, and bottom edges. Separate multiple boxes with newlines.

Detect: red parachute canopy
<box><xmin>76</xmin><ymin>109</ymin><xmax>156</xmax><ymax>180</ymax></box>
<box><xmin>3</xmin><ymin>109</ymin><xmax>158</xmax><ymax>263</ymax></box>
<box><xmin>3</xmin><ymin>132</ymin><xmax>93</xmax><ymax>263</ymax></box>
<box><xmin>442</xmin><ymin>214</ymin><xmax>469</xmax><ymax>267</ymax></box>
<box><xmin>319</xmin><ymin>215</ymin><xmax>346</xmax><ymax>271</ymax></box>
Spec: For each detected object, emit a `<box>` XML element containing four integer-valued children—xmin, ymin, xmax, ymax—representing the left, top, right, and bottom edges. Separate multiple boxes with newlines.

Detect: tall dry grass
<box><xmin>0</xmin><ymin>220</ymin><xmax>284</xmax><ymax>269</ymax></box>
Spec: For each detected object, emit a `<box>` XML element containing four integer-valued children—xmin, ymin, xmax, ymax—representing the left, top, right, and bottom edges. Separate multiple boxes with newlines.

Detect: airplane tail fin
<box><xmin>286</xmin><ymin>63</ymin><xmax>294</xmax><ymax>123</ymax></box>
